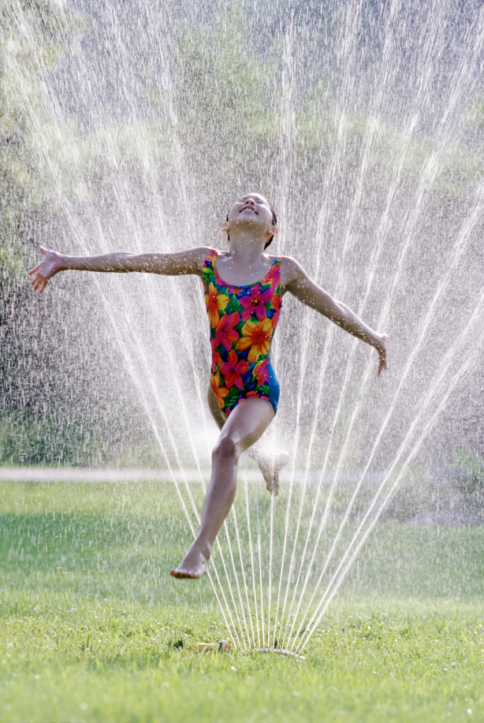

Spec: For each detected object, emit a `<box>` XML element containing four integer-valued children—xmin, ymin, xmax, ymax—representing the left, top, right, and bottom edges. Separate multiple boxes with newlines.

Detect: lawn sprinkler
<box><xmin>196</xmin><ymin>640</ymin><xmax>232</xmax><ymax>653</ymax></box>
<box><xmin>257</xmin><ymin>648</ymin><xmax>306</xmax><ymax>660</ymax></box>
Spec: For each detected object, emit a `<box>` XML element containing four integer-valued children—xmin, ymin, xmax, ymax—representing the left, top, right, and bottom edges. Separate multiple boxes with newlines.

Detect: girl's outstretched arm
<box><xmin>28</xmin><ymin>246</ymin><xmax>211</xmax><ymax>294</ymax></box>
<box><xmin>282</xmin><ymin>257</ymin><xmax>387</xmax><ymax>375</ymax></box>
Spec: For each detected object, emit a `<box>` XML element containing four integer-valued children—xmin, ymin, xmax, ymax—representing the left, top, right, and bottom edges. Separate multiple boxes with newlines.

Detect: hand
<box><xmin>28</xmin><ymin>247</ymin><xmax>64</xmax><ymax>293</ymax></box>
<box><xmin>375</xmin><ymin>333</ymin><xmax>388</xmax><ymax>376</ymax></box>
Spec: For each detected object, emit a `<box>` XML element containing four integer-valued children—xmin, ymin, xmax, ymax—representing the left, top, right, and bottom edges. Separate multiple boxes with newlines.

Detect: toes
<box><xmin>170</xmin><ymin>562</ymin><xmax>207</xmax><ymax>579</ymax></box>
<box><xmin>170</xmin><ymin>568</ymin><xmax>194</xmax><ymax>579</ymax></box>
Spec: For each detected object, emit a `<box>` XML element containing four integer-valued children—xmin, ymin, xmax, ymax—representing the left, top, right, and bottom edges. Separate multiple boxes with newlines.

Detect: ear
<box><xmin>270</xmin><ymin>225</ymin><xmax>278</xmax><ymax>237</ymax></box>
<box><xmin>221</xmin><ymin>221</ymin><xmax>230</xmax><ymax>233</ymax></box>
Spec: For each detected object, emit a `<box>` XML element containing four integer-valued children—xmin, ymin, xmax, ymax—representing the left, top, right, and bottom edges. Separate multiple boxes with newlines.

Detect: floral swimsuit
<box><xmin>202</xmin><ymin>249</ymin><xmax>282</xmax><ymax>416</ymax></box>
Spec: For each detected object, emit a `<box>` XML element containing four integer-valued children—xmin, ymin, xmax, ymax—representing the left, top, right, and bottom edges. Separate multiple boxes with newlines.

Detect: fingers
<box><xmin>40</xmin><ymin>246</ymin><xmax>47</xmax><ymax>255</ymax></box>
<box><xmin>30</xmin><ymin>271</ymin><xmax>48</xmax><ymax>293</ymax></box>
<box><xmin>377</xmin><ymin>357</ymin><xmax>388</xmax><ymax>376</ymax></box>
<box><xmin>28</xmin><ymin>263</ymin><xmax>41</xmax><ymax>275</ymax></box>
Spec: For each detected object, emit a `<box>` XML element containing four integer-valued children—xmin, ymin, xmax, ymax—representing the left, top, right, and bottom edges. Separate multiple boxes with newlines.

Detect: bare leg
<box><xmin>206</xmin><ymin>386</ymin><xmax>289</xmax><ymax>495</ymax></box>
<box><xmin>246</xmin><ymin>444</ymin><xmax>289</xmax><ymax>496</ymax></box>
<box><xmin>170</xmin><ymin>397</ymin><xmax>275</xmax><ymax>579</ymax></box>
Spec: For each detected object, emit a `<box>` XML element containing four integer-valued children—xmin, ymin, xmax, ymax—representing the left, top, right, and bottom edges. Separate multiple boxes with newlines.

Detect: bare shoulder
<box><xmin>278</xmin><ymin>255</ymin><xmax>307</xmax><ymax>290</ymax></box>
<box><xmin>189</xmin><ymin>245</ymin><xmax>214</xmax><ymax>261</ymax></box>
<box><xmin>180</xmin><ymin>245</ymin><xmax>213</xmax><ymax>274</ymax></box>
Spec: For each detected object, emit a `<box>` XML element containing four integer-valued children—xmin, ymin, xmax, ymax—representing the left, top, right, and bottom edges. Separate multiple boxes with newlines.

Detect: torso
<box><xmin>201</xmin><ymin>249</ymin><xmax>283</xmax><ymax>416</ymax></box>
<box><xmin>210</xmin><ymin>250</ymin><xmax>296</xmax><ymax>296</ymax></box>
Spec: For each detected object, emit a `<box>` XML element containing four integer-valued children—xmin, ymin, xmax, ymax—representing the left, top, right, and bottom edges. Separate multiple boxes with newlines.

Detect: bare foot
<box><xmin>170</xmin><ymin>546</ymin><xmax>209</xmax><ymax>579</ymax></box>
<box><xmin>249</xmin><ymin>449</ymin><xmax>289</xmax><ymax>496</ymax></box>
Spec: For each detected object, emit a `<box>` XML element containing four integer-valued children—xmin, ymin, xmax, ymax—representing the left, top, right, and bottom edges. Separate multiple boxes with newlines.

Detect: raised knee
<box><xmin>213</xmin><ymin>435</ymin><xmax>239</xmax><ymax>462</ymax></box>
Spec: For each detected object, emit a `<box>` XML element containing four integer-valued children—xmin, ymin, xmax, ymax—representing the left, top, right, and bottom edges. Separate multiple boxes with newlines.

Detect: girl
<box><xmin>29</xmin><ymin>192</ymin><xmax>387</xmax><ymax>579</ymax></box>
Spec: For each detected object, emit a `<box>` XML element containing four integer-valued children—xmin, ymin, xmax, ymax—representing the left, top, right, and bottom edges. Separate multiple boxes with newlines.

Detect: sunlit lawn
<box><xmin>1</xmin><ymin>481</ymin><xmax>483</xmax><ymax>722</ymax></box>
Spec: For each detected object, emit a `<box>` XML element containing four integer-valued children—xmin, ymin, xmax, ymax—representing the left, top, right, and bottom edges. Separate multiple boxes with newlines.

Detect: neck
<box><xmin>228</xmin><ymin>231</ymin><xmax>267</xmax><ymax>265</ymax></box>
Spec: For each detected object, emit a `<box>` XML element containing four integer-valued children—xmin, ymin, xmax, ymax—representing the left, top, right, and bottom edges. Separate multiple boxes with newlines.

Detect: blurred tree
<box><xmin>0</xmin><ymin>0</ymin><xmax>86</xmax><ymax>275</ymax></box>
<box><xmin>0</xmin><ymin>1</ymin><xmax>120</xmax><ymax>465</ymax></box>
<box><xmin>1</xmin><ymin>0</ymin><xmax>482</xmax><ymax>467</ymax></box>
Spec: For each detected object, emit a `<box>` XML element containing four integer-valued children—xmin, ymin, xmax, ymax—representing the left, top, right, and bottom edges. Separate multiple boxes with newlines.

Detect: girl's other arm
<box><xmin>282</xmin><ymin>257</ymin><xmax>387</xmax><ymax>375</ymax></box>
<box><xmin>29</xmin><ymin>246</ymin><xmax>211</xmax><ymax>294</ymax></box>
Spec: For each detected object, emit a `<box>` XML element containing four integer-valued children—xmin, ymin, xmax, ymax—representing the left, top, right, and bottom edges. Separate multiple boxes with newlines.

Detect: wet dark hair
<box><xmin>225</xmin><ymin>200</ymin><xmax>278</xmax><ymax>249</ymax></box>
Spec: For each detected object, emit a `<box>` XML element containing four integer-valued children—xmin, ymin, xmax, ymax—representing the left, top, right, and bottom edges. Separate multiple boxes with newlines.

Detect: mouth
<box><xmin>240</xmin><ymin>205</ymin><xmax>257</xmax><ymax>215</ymax></box>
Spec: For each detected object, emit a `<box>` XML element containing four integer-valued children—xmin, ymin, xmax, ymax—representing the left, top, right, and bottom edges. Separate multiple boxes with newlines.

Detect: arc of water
<box><xmin>95</xmin><ymin>276</ymin><xmax>247</xmax><ymax>649</ymax></box>
<box><xmin>288</xmin><ymin>174</ymin><xmax>484</xmax><ymax>650</ymax></box>
<box><xmin>8</xmin><ymin>0</ymin><xmax>250</xmax><ymax>647</ymax></box>
<box><xmin>231</xmin><ymin>498</ymin><xmax>256</xmax><ymax>647</ymax></box>
<box><xmin>225</xmin><ymin>509</ymin><xmax>253</xmax><ymax>646</ymax></box>
<box><xmin>271</xmin><ymin>16</ymin><xmax>300</xmax><ymax>646</ymax></box>
<box><xmin>63</xmin><ymin>203</ymin><xmax>248</xmax><ymax>649</ymax></box>
<box><xmin>141</xmin><ymin>275</ymin><xmax>253</xmax><ymax>649</ymax></box>
<box><xmin>14</xmin><ymin>0</ymin><xmax>484</xmax><ymax>651</ymax></box>
<box><xmin>256</xmin><ymin>494</ymin><xmax>266</xmax><ymax>648</ymax></box>
<box><xmin>105</xmin><ymin>8</ymin><xmax>261</xmax><ymax>647</ymax></box>
<box><xmin>283</xmin><ymin>12</ymin><xmax>484</xmax><ymax>647</ymax></box>
<box><xmin>91</xmin><ymin>194</ymin><xmax>251</xmax><ymax>648</ymax></box>
<box><xmin>244</xmin><ymin>473</ymin><xmax>261</xmax><ymax>648</ymax></box>
<box><xmin>280</xmin><ymin>111</ymin><xmax>420</xmax><ymax>649</ymax></box>
<box><xmin>13</xmin><ymin>0</ymin><xmax>255</xmax><ymax>649</ymax></box>
<box><xmin>98</xmin><ymin>285</ymin><xmax>246</xmax><ymax>647</ymax></box>
<box><xmin>273</xmin><ymin>0</ymin><xmax>368</xmax><ymax>645</ymax></box>
<box><xmin>86</xmin><ymin>266</ymin><xmax>241</xmax><ymax>646</ymax></box>
<box><xmin>296</xmin><ymin>313</ymin><xmax>484</xmax><ymax>654</ymax></box>
<box><xmin>277</xmin><ymin>0</ymin><xmax>437</xmax><ymax>645</ymax></box>
<box><xmin>278</xmin><ymin>110</ymin><xmax>390</xmax><ymax>642</ymax></box>
<box><xmin>267</xmin><ymin>493</ymin><xmax>275</xmax><ymax>646</ymax></box>
<box><xmin>145</xmin><ymin>29</ymin><xmax>257</xmax><ymax>648</ymax></box>
<box><xmin>274</xmin><ymin>0</ymin><xmax>420</xmax><ymax>638</ymax></box>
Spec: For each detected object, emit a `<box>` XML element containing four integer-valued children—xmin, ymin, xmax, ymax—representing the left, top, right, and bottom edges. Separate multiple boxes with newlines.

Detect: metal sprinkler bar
<box><xmin>257</xmin><ymin>648</ymin><xmax>305</xmax><ymax>660</ymax></box>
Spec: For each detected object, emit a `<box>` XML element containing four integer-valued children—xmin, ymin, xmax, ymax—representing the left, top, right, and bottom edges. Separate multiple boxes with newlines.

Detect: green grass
<box><xmin>1</xmin><ymin>480</ymin><xmax>483</xmax><ymax>722</ymax></box>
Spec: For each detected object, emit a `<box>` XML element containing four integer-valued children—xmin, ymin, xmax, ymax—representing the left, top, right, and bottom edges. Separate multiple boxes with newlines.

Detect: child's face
<box><xmin>226</xmin><ymin>193</ymin><xmax>274</xmax><ymax>236</ymax></box>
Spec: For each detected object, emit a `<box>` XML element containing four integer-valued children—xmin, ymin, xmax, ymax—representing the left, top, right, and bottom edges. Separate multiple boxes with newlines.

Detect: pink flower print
<box><xmin>219</xmin><ymin>350</ymin><xmax>250</xmax><ymax>390</ymax></box>
<box><xmin>239</xmin><ymin>285</ymin><xmax>273</xmax><ymax>321</ymax></box>
<box><xmin>214</xmin><ymin>312</ymin><xmax>240</xmax><ymax>352</ymax></box>
<box><xmin>271</xmin><ymin>293</ymin><xmax>282</xmax><ymax>325</ymax></box>
<box><xmin>271</xmin><ymin>293</ymin><xmax>281</xmax><ymax>313</ymax></box>
<box><xmin>253</xmin><ymin>358</ymin><xmax>269</xmax><ymax>386</ymax></box>
<box><xmin>264</xmin><ymin>262</ymin><xmax>280</xmax><ymax>288</ymax></box>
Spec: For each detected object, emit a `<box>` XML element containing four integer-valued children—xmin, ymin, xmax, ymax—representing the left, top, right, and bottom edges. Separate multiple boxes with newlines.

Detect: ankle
<box><xmin>193</xmin><ymin>539</ymin><xmax>212</xmax><ymax>561</ymax></box>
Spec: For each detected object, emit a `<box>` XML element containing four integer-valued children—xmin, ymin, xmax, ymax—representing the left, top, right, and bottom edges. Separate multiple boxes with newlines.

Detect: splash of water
<box><xmin>3</xmin><ymin>0</ymin><xmax>484</xmax><ymax>650</ymax></box>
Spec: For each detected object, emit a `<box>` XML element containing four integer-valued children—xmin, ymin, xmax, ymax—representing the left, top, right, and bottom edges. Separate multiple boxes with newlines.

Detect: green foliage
<box><xmin>142</xmin><ymin>4</ymin><xmax>484</xmax><ymax>211</ymax></box>
<box><xmin>144</xmin><ymin>4</ymin><xmax>281</xmax><ymax>197</ymax></box>
<box><xmin>453</xmin><ymin>449</ymin><xmax>484</xmax><ymax>494</ymax></box>
<box><xmin>0</xmin><ymin>1</ymin><xmax>143</xmax><ymax>466</ymax></box>
<box><xmin>1</xmin><ymin>0</ymin><xmax>483</xmax><ymax>471</ymax></box>
<box><xmin>0</xmin><ymin>410</ymin><xmax>104</xmax><ymax>466</ymax></box>
<box><xmin>0</xmin><ymin>1</ymin><xmax>88</xmax><ymax>276</ymax></box>
<box><xmin>464</xmin><ymin>97</ymin><xmax>484</xmax><ymax>130</ymax></box>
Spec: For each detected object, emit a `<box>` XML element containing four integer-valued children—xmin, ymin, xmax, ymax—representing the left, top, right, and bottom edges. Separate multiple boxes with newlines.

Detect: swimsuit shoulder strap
<box><xmin>202</xmin><ymin>248</ymin><xmax>218</xmax><ymax>288</ymax></box>
<box><xmin>273</xmin><ymin>257</ymin><xmax>283</xmax><ymax>294</ymax></box>
<box><xmin>203</xmin><ymin>248</ymin><xmax>218</xmax><ymax>266</ymax></box>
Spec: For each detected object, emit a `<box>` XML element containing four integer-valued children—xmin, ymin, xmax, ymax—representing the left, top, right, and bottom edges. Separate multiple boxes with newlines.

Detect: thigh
<box><xmin>207</xmin><ymin>385</ymin><xmax>227</xmax><ymax>430</ymax></box>
<box><xmin>217</xmin><ymin>398</ymin><xmax>275</xmax><ymax>453</ymax></box>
